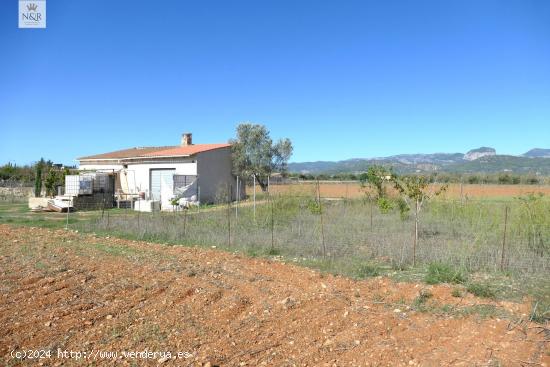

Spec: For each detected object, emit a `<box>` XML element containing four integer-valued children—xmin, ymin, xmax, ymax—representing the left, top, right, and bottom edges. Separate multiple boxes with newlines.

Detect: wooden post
<box><xmin>500</xmin><ymin>205</ymin><xmax>509</xmax><ymax>271</ymax></box>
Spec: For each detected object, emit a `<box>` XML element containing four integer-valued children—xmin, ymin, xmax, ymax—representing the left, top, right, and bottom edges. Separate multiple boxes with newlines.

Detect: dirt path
<box><xmin>1</xmin><ymin>224</ymin><xmax>548</xmax><ymax>366</ymax></box>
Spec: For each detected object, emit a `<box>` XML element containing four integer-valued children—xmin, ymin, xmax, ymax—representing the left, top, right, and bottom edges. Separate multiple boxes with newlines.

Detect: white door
<box><xmin>150</xmin><ymin>169</ymin><xmax>175</xmax><ymax>201</ymax></box>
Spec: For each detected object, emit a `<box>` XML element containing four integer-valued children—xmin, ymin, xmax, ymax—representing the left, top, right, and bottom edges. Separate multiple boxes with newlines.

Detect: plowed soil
<box><xmin>1</xmin><ymin>225</ymin><xmax>549</xmax><ymax>366</ymax></box>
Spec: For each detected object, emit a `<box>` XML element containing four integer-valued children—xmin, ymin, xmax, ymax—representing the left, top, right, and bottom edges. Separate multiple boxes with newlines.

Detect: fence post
<box><xmin>227</xmin><ymin>184</ymin><xmax>231</xmax><ymax>247</ymax></box>
<box><xmin>198</xmin><ymin>186</ymin><xmax>201</xmax><ymax>213</ymax></box>
<box><xmin>183</xmin><ymin>206</ymin><xmax>187</xmax><ymax>237</ymax></box>
<box><xmin>317</xmin><ymin>180</ymin><xmax>326</xmax><ymax>258</ymax></box>
<box><xmin>270</xmin><ymin>192</ymin><xmax>274</xmax><ymax>253</ymax></box>
<box><xmin>65</xmin><ymin>198</ymin><xmax>70</xmax><ymax>230</ymax></box>
<box><xmin>253</xmin><ymin>174</ymin><xmax>256</xmax><ymax>221</ymax></box>
<box><xmin>235</xmin><ymin>176</ymin><xmax>239</xmax><ymax>218</ymax></box>
<box><xmin>500</xmin><ymin>205</ymin><xmax>509</xmax><ymax>271</ymax></box>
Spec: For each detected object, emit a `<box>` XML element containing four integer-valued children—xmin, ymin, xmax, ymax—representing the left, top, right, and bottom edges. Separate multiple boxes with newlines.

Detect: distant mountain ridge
<box><xmin>523</xmin><ymin>148</ymin><xmax>550</xmax><ymax>158</ymax></box>
<box><xmin>288</xmin><ymin>147</ymin><xmax>550</xmax><ymax>175</ymax></box>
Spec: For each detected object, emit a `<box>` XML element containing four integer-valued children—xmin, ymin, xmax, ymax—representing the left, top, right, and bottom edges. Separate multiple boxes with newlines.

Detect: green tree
<box><xmin>392</xmin><ymin>175</ymin><xmax>447</xmax><ymax>266</ymax></box>
<box><xmin>230</xmin><ymin>123</ymin><xmax>293</xmax><ymax>190</ymax></box>
<box><xmin>34</xmin><ymin>158</ymin><xmax>45</xmax><ymax>197</ymax></box>
<box><xmin>44</xmin><ymin>168</ymin><xmax>68</xmax><ymax>197</ymax></box>
<box><xmin>359</xmin><ymin>165</ymin><xmax>395</xmax><ymax>213</ymax></box>
<box><xmin>359</xmin><ymin>165</ymin><xmax>393</xmax><ymax>199</ymax></box>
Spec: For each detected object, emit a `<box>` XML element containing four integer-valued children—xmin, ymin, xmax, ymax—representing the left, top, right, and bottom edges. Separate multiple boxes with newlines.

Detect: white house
<box><xmin>78</xmin><ymin>133</ymin><xmax>243</xmax><ymax>208</ymax></box>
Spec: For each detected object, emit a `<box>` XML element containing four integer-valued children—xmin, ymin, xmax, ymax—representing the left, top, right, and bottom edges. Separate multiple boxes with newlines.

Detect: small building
<box><xmin>77</xmin><ymin>133</ymin><xmax>243</xmax><ymax>209</ymax></box>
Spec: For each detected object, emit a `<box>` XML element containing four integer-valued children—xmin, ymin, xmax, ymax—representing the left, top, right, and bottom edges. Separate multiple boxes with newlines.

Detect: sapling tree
<box><xmin>391</xmin><ymin>175</ymin><xmax>447</xmax><ymax>266</ymax></box>
<box><xmin>359</xmin><ymin>165</ymin><xmax>395</xmax><ymax>213</ymax></box>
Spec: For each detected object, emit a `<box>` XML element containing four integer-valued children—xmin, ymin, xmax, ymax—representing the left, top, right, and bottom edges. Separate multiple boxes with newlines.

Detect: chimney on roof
<box><xmin>181</xmin><ymin>133</ymin><xmax>192</xmax><ymax>146</ymax></box>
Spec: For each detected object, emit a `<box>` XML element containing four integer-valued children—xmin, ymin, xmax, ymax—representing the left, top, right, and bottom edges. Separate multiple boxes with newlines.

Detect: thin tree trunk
<box><xmin>414</xmin><ymin>200</ymin><xmax>418</xmax><ymax>267</ymax></box>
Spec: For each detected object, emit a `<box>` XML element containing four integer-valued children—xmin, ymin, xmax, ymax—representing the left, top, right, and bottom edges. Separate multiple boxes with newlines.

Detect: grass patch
<box><xmin>529</xmin><ymin>300</ymin><xmax>550</xmax><ymax>324</ymax></box>
<box><xmin>458</xmin><ymin>304</ymin><xmax>508</xmax><ymax>319</ymax></box>
<box><xmin>451</xmin><ymin>287</ymin><xmax>463</xmax><ymax>298</ymax></box>
<box><xmin>266</xmin><ymin>247</ymin><xmax>281</xmax><ymax>256</ymax></box>
<box><xmin>355</xmin><ymin>263</ymin><xmax>381</xmax><ymax>278</ymax></box>
<box><xmin>425</xmin><ymin>262</ymin><xmax>467</xmax><ymax>285</ymax></box>
<box><xmin>466</xmin><ymin>282</ymin><xmax>497</xmax><ymax>299</ymax></box>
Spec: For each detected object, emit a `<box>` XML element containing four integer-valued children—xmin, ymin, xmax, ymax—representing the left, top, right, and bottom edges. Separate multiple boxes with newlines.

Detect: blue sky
<box><xmin>1</xmin><ymin>0</ymin><xmax>549</xmax><ymax>165</ymax></box>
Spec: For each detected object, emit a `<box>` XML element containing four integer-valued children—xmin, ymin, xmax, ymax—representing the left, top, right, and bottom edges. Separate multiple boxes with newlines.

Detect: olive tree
<box><xmin>230</xmin><ymin>123</ymin><xmax>293</xmax><ymax>191</ymax></box>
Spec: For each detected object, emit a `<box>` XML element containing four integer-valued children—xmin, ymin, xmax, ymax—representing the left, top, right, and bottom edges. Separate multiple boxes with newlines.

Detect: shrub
<box><xmin>425</xmin><ymin>262</ymin><xmax>467</xmax><ymax>285</ymax></box>
<box><xmin>396</xmin><ymin>197</ymin><xmax>410</xmax><ymax>220</ymax></box>
<box><xmin>307</xmin><ymin>198</ymin><xmax>321</xmax><ymax>214</ymax></box>
<box><xmin>377</xmin><ymin>197</ymin><xmax>394</xmax><ymax>214</ymax></box>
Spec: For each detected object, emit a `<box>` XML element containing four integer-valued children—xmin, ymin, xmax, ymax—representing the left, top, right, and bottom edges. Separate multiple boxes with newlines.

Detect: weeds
<box><xmin>529</xmin><ymin>301</ymin><xmax>550</xmax><ymax>324</ymax></box>
<box><xmin>425</xmin><ymin>262</ymin><xmax>467</xmax><ymax>285</ymax></box>
<box><xmin>451</xmin><ymin>288</ymin><xmax>463</xmax><ymax>298</ymax></box>
<box><xmin>466</xmin><ymin>282</ymin><xmax>497</xmax><ymax>299</ymax></box>
<box><xmin>412</xmin><ymin>289</ymin><xmax>433</xmax><ymax>311</ymax></box>
<box><xmin>356</xmin><ymin>263</ymin><xmax>381</xmax><ymax>278</ymax></box>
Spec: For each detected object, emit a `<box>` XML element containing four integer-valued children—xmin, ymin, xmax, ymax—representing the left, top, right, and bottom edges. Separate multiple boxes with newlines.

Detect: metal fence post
<box><xmin>500</xmin><ymin>205</ymin><xmax>509</xmax><ymax>271</ymax></box>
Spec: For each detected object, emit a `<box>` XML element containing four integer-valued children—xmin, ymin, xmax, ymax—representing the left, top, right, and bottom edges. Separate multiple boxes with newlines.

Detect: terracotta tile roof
<box><xmin>78</xmin><ymin>144</ymin><xmax>230</xmax><ymax>161</ymax></box>
<box><xmin>141</xmin><ymin>144</ymin><xmax>231</xmax><ymax>157</ymax></box>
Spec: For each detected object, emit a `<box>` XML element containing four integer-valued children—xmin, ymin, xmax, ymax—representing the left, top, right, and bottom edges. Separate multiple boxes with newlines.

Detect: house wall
<box><xmin>127</xmin><ymin>159</ymin><xmax>197</xmax><ymax>199</ymax></box>
<box><xmin>78</xmin><ymin>148</ymin><xmax>244</xmax><ymax>205</ymax></box>
<box><xmin>196</xmin><ymin>147</ymin><xmax>243</xmax><ymax>203</ymax></box>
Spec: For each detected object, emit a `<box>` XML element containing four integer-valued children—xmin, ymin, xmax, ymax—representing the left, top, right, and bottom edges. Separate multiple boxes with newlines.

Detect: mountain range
<box><xmin>288</xmin><ymin>148</ymin><xmax>550</xmax><ymax>175</ymax></box>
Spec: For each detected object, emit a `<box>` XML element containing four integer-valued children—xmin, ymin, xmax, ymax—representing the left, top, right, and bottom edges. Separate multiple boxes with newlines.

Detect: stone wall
<box><xmin>0</xmin><ymin>186</ymin><xmax>34</xmax><ymax>199</ymax></box>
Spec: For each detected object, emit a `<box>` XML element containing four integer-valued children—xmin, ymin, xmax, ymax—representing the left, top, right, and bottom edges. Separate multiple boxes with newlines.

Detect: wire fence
<box><xmin>60</xmin><ymin>184</ymin><xmax>550</xmax><ymax>279</ymax></box>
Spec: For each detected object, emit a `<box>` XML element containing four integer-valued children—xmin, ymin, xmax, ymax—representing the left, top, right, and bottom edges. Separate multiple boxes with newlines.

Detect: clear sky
<box><xmin>1</xmin><ymin>0</ymin><xmax>549</xmax><ymax>165</ymax></box>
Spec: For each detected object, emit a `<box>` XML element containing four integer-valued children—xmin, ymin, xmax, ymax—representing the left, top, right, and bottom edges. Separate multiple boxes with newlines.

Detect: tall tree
<box><xmin>34</xmin><ymin>158</ymin><xmax>45</xmax><ymax>197</ymax></box>
<box><xmin>230</xmin><ymin>123</ymin><xmax>293</xmax><ymax>190</ymax></box>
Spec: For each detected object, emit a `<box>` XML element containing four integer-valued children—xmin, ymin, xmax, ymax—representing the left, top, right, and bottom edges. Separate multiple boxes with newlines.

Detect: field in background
<box><xmin>262</xmin><ymin>182</ymin><xmax>550</xmax><ymax>199</ymax></box>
